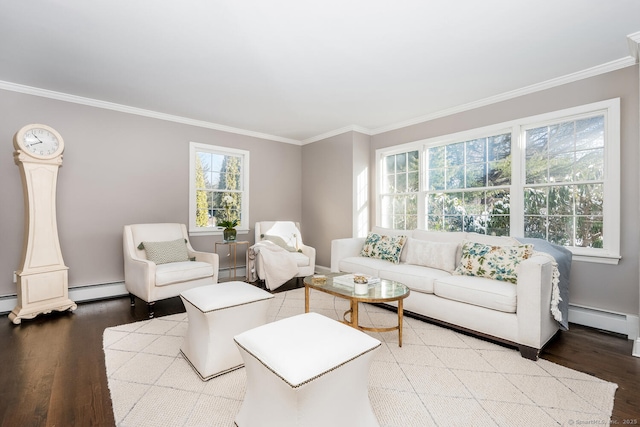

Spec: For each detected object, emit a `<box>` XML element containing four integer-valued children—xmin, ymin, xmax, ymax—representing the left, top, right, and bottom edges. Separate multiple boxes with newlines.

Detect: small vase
<box><xmin>223</xmin><ymin>228</ymin><xmax>237</xmax><ymax>242</ymax></box>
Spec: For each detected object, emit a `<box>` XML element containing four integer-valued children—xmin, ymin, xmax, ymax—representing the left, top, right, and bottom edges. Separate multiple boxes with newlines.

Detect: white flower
<box><xmin>222</xmin><ymin>194</ymin><xmax>234</xmax><ymax>206</ymax></box>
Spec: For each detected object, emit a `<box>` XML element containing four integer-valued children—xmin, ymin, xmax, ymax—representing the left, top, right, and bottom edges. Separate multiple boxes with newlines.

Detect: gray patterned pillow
<box><xmin>142</xmin><ymin>238</ymin><xmax>189</xmax><ymax>265</ymax></box>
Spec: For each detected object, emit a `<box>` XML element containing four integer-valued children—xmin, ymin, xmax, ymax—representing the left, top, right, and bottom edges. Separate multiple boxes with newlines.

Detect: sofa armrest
<box><xmin>516</xmin><ymin>255</ymin><xmax>558</xmax><ymax>349</ymax></box>
<box><xmin>331</xmin><ymin>237</ymin><xmax>366</xmax><ymax>272</ymax></box>
<box><xmin>190</xmin><ymin>250</ymin><xmax>220</xmax><ymax>284</ymax></box>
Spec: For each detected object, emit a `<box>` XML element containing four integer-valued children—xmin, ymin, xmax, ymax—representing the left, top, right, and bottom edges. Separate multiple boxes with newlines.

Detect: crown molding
<box><xmin>628</xmin><ymin>31</ymin><xmax>640</xmax><ymax>60</ymax></box>
<box><xmin>302</xmin><ymin>125</ymin><xmax>372</xmax><ymax>145</ymax></box>
<box><xmin>0</xmin><ymin>80</ymin><xmax>302</xmax><ymax>146</ymax></box>
<box><xmin>2</xmin><ymin>51</ymin><xmax>637</xmax><ymax>147</ymax></box>
<box><xmin>301</xmin><ymin>55</ymin><xmax>637</xmax><ymax>143</ymax></box>
<box><xmin>368</xmin><ymin>56</ymin><xmax>637</xmax><ymax>136</ymax></box>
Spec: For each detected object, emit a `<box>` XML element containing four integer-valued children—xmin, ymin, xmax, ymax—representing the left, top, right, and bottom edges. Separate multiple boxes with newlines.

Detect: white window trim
<box><xmin>188</xmin><ymin>142</ymin><xmax>250</xmax><ymax>235</ymax></box>
<box><xmin>375</xmin><ymin>98</ymin><xmax>621</xmax><ymax>264</ymax></box>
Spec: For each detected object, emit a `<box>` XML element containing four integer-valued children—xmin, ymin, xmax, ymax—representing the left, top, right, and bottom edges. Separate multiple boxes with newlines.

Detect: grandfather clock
<box><xmin>9</xmin><ymin>124</ymin><xmax>76</xmax><ymax>324</ymax></box>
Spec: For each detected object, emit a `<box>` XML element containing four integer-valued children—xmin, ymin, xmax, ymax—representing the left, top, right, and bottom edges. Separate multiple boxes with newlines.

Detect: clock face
<box><xmin>14</xmin><ymin>124</ymin><xmax>64</xmax><ymax>159</ymax></box>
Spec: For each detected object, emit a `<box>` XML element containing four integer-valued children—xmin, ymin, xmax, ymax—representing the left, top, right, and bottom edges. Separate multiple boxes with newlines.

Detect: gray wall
<box><xmin>0</xmin><ymin>90</ymin><xmax>302</xmax><ymax>296</ymax></box>
<box><xmin>368</xmin><ymin>65</ymin><xmax>639</xmax><ymax>316</ymax></box>
<box><xmin>301</xmin><ymin>132</ymin><xmax>356</xmax><ymax>268</ymax></box>
<box><xmin>2</xmin><ymin>64</ymin><xmax>638</xmax><ymax>317</ymax></box>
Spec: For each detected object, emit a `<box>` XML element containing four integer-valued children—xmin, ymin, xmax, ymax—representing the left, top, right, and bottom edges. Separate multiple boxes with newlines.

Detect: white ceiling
<box><xmin>1</xmin><ymin>1</ymin><xmax>639</xmax><ymax>144</ymax></box>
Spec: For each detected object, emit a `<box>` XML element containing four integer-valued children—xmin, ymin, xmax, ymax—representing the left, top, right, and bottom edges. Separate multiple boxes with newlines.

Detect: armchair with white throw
<box><xmin>249</xmin><ymin>221</ymin><xmax>316</xmax><ymax>290</ymax></box>
<box><xmin>123</xmin><ymin>223</ymin><xmax>219</xmax><ymax>317</ymax></box>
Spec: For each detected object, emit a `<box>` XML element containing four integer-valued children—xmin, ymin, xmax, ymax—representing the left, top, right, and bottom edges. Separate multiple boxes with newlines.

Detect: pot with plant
<box><xmin>217</xmin><ymin>194</ymin><xmax>239</xmax><ymax>241</ymax></box>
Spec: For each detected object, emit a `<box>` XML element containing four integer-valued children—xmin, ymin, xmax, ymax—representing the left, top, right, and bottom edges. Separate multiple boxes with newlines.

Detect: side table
<box><xmin>215</xmin><ymin>240</ymin><xmax>249</xmax><ymax>281</ymax></box>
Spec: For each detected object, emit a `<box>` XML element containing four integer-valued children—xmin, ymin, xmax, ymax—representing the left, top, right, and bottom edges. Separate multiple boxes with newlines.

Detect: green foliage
<box><xmin>195</xmin><ymin>156</ymin><xmax>209</xmax><ymax>227</ymax></box>
<box><xmin>215</xmin><ymin>156</ymin><xmax>242</xmax><ymax>228</ymax></box>
<box><xmin>383</xmin><ymin>118</ymin><xmax>606</xmax><ymax>248</ymax></box>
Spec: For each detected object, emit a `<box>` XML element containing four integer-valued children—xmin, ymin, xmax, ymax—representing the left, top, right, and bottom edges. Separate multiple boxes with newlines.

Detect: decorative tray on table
<box><xmin>332</xmin><ymin>274</ymin><xmax>381</xmax><ymax>288</ymax></box>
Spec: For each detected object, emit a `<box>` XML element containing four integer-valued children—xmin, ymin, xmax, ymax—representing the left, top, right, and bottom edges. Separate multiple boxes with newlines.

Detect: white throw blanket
<box><xmin>248</xmin><ymin>240</ymin><xmax>298</xmax><ymax>290</ymax></box>
<box><xmin>501</xmin><ymin>237</ymin><xmax>563</xmax><ymax>324</ymax></box>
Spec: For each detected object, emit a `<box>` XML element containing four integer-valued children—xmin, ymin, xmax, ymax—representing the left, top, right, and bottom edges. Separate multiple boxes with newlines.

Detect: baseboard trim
<box><xmin>0</xmin><ymin>282</ymin><xmax>128</xmax><ymax>315</ymax></box>
<box><xmin>568</xmin><ymin>304</ymin><xmax>637</xmax><ymax>340</ymax></box>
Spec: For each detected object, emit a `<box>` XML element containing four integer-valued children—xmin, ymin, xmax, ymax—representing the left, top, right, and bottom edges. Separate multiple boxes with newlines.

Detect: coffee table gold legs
<box><xmin>351</xmin><ymin>300</ymin><xmax>358</xmax><ymax>327</ymax></box>
<box><xmin>398</xmin><ymin>299</ymin><xmax>403</xmax><ymax>347</ymax></box>
<box><xmin>342</xmin><ymin>301</ymin><xmax>358</xmax><ymax>327</ymax></box>
<box><xmin>304</xmin><ymin>281</ymin><xmax>405</xmax><ymax>347</ymax></box>
<box><xmin>346</xmin><ymin>300</ymin><xmax>403</xmax><ymax>347</ymax></box>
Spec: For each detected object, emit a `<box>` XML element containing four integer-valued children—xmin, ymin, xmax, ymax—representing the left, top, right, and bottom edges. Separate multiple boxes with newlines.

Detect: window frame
<box><xmin>378</xmin><ymin>150</ymin><xmax>421</xmax><ymax>230</ymax></box>
<box><xmin>188</xmin><ymin>142</ymin><xmax>250</xmax><ymax>235</ymax></box>
<box><xmin>375</xmin><ymin>98</ymin><xmax>620</xmax><ymax>264</ymax></box>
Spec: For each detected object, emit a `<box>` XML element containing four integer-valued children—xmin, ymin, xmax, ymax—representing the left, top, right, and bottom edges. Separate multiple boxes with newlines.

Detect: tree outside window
<box><xmin>524</xmin><ymin>116</ymin><xmax>605</xmax><ymax>249</ymax></box>
<box><xmin>190</xmin><ymin>143</ymin><xmax>249</xmax><ymax>233</ymax></box>
<box><xmin>376</xmin><ymin>99</ymin><xmax>619</xmax><ymax>261</ymax></box>
<box><xmin>425</xmin><ymin>133</ymin><xmax>511</xmax><ymax>235</ymax></box>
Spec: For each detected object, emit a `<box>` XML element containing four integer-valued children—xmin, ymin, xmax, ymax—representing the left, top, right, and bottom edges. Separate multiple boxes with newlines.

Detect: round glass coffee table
<box><xmin>304</xmin><ymin>273</ymin><xmax>410</xmax><ymax>346</ymax></box>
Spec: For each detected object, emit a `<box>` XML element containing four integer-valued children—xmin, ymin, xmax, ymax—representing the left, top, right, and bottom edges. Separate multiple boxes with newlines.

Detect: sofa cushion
<box><xmin>290</xmin><ymin>251</ymin><xmax>310</xmax><ymax>267</ymax></box>
<box><xmin>339</xmin><ymin>256</ymin><xmax>389</xmax><ymax>277</ymax></box>
<box><xmin>378</xmin><ymin>263</ymin><xmax>451</xmax><ymax>294</ymax></box>
<box><xmin>156</xmin><ymin>261</ymin><xmax>214</xmax><ymax>287</ymax></box>
<box><xmin>454</xmin><ymin>240</ymin><xmax>533</xmax><ymax>284</ymax></box>
<box><xmin>433</xmin><ymin>275</ymin><xmax>517</xmax><ymax>313</ymax></box>
<box><xmin>465</xmin><ymin>232</ymin><xmax>521</xmax><ymax>246</ymax></box>
<box><xmin>404</xmin><ymin>238</ymin><xmax>459</xmax><ymax>272</ymax></box>
<box><xmin>360</xmin><ymin>232</ymin><xmax>407</xmax><ymax>264</ymax></box>
<box><xmin>142</xmin><ymin>238</ymin><xmax>189</xmax><ymax>265</ymax></box>
<box><xmin>411</xmin><ymin>230</ymin><xmax>467</xmax><ymax>244</ymax></box>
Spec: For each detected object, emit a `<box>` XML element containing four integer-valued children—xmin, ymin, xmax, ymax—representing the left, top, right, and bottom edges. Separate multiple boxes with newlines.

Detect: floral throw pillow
<box><xmin>360</xmin><ymin>232</ymin><xmax>407</xmax><ymax>264</ymax></box>
<box><xmin>454</xmin><ymin>241</ymin><xmax>534</xmax><ymax>284</ymax></box>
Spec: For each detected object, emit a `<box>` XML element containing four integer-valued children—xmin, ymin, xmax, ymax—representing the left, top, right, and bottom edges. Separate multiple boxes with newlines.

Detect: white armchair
<box><xmin>123</xmin><ymin>223</ymin><xmax>219</xmax><ymax>317</ymax></box>
<box><xmin>253</xmin><ymin>221</ymin><xmax>316</xmax><ymax>290</ymax></box>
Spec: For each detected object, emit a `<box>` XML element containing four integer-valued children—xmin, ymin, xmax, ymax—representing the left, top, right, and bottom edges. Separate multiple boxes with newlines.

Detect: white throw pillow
<box><xmin>404</xmin><ymin>238</ymin><xmax>459</xmax><ymax>272</ymax></box>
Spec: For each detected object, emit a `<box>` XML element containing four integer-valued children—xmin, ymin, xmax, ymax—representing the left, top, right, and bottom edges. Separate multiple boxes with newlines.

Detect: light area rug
<box><xmin>103</xmin><ymin>288</ymin><xmax>617</xmax><ymax>427</ymax></box>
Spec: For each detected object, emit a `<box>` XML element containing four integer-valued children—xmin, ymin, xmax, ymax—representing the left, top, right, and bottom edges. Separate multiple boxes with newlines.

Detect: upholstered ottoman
<box><xmin>234</xmin><ymin>312</ymin><xmax>381</xmax><ymax>427</ymax></box>
<box><xmin>180</xmin><ymin>281</ymin><xmax>274</xmax><ymax>380</ymax></box>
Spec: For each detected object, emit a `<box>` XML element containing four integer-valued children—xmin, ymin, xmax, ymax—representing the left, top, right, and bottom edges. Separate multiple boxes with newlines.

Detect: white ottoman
<box><xmin>180</xmin><ymin>281</ymin><xmax>274</xmax><ymax>381</ymax></box>
<box><xmin>234</xmin><ymin>312</ymin><xmax>381</xmax><ymax>427</ymax></box>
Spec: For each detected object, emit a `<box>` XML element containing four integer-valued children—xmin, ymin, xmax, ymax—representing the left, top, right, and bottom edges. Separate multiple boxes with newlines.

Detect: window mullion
<box><xmin>511</xmin><ymin>124</ymin><xmax>525</xmax><ymax>238</ymax></box>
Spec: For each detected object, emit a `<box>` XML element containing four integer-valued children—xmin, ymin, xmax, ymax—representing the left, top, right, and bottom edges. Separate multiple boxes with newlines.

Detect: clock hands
<box><xmin>28</xmin><ymin>133</ymin><xmax>44</xmax><ymax>147</ymax></box>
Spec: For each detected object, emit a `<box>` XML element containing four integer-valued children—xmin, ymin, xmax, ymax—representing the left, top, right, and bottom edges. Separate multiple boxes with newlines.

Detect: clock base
<box><xmin>9</xmin><ymin>269</ymin><xmax>76</xmax><ymax>325</ymax></box>
<box><xmin>9</xmin><ymin>300</ymin><xmax>77</xmax><ymax>325</ymax></box>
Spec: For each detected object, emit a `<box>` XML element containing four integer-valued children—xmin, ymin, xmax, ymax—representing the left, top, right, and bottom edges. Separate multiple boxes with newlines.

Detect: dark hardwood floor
<box><xmin>0</xmin><ymin>291</ymin><xmax>638</xmax><ymax>426</ymax></box>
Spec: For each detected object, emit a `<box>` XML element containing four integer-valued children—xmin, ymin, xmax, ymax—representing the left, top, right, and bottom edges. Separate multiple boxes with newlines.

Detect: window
<box><xmin>376</xmin><ymin>99</ymin><xmax>620</xmax><ymax>263</ymax></box>
<box><xmin>425</xmin><ymin>133</ymin><xmax>511</xmax><ymax>235</ymax></box>
<box><xmin>524</xmin><ymin>115</ymin><xmax>605</xmax><ymax>249</ymax></box>
<box><xmin>189</xmin><ymin>142</ymin><xmax>250</xmax><ymax>234</ymax></box>
<box><xmin>380</xmin><ymin>151</ymin><xmax>419</xmax><ymax>229</ymax></box>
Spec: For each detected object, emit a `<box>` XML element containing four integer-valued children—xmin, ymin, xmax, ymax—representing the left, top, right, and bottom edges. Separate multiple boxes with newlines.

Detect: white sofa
<box><xmin>331</xmin><ymin>227</ymin><xmax>560</xmax><ymax>359</ymax></box>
